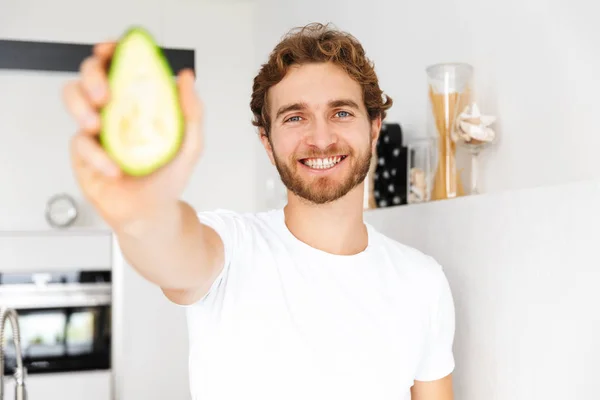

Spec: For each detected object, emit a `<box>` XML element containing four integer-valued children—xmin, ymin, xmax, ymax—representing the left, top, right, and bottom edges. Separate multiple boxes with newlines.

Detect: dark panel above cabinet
<box><xmin>0</xmin><ymin>39</ymin><xmax>195</xmax><ymax>75</ymax></box>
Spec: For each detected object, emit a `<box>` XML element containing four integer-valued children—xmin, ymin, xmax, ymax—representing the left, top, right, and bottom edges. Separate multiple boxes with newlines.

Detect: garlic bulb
<box><xmin>452</xmin><ymin>102</ymin><xmax>496</xmax><ymax>143</ymax></box>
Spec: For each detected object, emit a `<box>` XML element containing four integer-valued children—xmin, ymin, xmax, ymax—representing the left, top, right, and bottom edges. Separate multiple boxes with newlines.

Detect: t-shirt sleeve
<box><xmin>197</xmin><ymin>209</ymin><xmax>243</xmax><ymax>270</ymax></box>
<box><xmin>183</xmin><ymin>208</ymin><xmax>245</xmax><ymax>305</ymax></box>
<box><xmin>414</xmin><ymin>264</ymin><xmax>456</xmax><ymax>381</ymax></box>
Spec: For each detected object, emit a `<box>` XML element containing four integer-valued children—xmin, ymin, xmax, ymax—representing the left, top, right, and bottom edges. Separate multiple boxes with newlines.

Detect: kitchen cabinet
<box><xmin>0</xmin><ymin>0</ymin><xmax>164</xmax><ymax>233</ymax></box>
<box><xmin>0</xmin><ymin>68</ymin><xmax>104</xmax><ymax>232</ymax></box>
<box><xmin>2</xmin><ymin>370</ymin><xmax>111</xmax><ymax>400</ymax></box>
<box><xmin>0</xmin><ymin>229</ymin><xmax>112</xmax><ymax>272</ymax></box>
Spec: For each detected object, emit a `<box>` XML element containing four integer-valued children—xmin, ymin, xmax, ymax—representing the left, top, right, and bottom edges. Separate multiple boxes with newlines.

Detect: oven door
<box><xmin>0</xmin><ymin>270</ymin><xmax>111</xmax><ymax>375</ymax></box>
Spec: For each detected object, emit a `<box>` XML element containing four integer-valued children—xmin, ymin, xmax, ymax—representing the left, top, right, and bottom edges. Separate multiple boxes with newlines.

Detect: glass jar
<box><xmin>407</xmin><ymin>138</ymin><xmax>434</xmax><ymax>204</ymax></box>
<box><xmin>426</xmin><ymin>62</ymin><xmax>473</xmax><ymax>200</ymax></box>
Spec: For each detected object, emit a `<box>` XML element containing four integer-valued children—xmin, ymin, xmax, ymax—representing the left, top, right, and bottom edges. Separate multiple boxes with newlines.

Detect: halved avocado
<box><xmin>100</xmin><ymin>26</ymin><xmax>184</xmax><ymax>177</ymax></box>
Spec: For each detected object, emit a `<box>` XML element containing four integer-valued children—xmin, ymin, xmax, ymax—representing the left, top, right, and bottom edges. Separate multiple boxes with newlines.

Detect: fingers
<box><xmin>177</xmin><ymin>68</ymin><xmax>204</xmax><ymax>161</ymax></box>
<box><xmin>62</xmin><ymin>80</ymin><xmax>101</xmax><ymax>134</ymax></box>
<box><xmin>62</xmin><ymin>40</ymin><xmax>115</xmax><ymax>132</ymax></box>
<box><xmin>85</xmin><ymin>41</ymin><xmax>117</xmax><ymax>106</ymax></box>
<box><xmin>80</xmin><ymin>56</ymin><xmax>110</xmax><ymax>107</ymax></box>
<box><xmin>71</xmin><ymin>134</ymin><xmax>121</xmax><ymax>178</ymax></box>
<box><xmin>93</xmin><ymin>41</ymin><xmax>117</xmax><ymax>64</ymax></box>
<box><xmin>178</xmin><ymin>68</ymin><xmax>202</xmax><ymax>126</ymax></box>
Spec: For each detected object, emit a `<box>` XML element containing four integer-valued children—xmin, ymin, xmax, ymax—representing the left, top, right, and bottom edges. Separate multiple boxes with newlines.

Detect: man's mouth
<box><xmin>299</xmin><ymin>155</ymin><xmax>348</xmax><ymax>170</ymax></box>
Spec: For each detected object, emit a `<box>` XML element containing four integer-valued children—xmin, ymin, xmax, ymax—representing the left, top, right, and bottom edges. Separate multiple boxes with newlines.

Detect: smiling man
<box><xmin>63</xmin><ymin>22</ymin><xmax>455</xmax><ymax>400</ymax></box>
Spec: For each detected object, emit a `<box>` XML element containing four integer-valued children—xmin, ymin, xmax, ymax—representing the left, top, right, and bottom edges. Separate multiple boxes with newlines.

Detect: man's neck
<box><xmin>283</xmin><ymin>184</ymin><xmax>368</xmax><ymax>256</ymax></box>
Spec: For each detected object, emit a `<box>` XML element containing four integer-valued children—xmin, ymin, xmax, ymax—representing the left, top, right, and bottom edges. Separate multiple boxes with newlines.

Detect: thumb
<box><xmin>177</xmin><ymin>68</ymin><xmax>204</xmax><ymax>162</ymax></box>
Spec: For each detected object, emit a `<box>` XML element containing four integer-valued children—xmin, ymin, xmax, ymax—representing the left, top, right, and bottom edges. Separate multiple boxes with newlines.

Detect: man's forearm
<box><xmin>113</xmin><ymin>200</ymin><xmax>223</xmax><ymax>292</ymax></box>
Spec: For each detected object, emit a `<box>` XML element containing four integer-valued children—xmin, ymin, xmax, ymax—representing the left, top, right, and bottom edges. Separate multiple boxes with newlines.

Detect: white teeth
<box><xmin>303</xmin><ymin>156</ymin><xmax>343</xmax><ymax>169</ymax></box>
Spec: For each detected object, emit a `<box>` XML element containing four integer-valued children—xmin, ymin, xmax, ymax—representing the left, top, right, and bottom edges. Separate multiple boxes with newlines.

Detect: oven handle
<box><xmin>0</xmin><ymin>283</ymin><xmax>111</xmax><ymax>309</ymax></box>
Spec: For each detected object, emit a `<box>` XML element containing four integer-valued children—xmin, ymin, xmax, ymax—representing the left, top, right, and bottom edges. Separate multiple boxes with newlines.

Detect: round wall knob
<box><xmin>45</xmin><ymin>193</ymin><xmax>79</xmax><ymax>229</ymax></box>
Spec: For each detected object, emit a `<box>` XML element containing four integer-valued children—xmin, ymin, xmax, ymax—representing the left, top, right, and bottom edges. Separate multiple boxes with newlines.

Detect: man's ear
<box><xmin>370</xmin><ymin>115</ymin><xmax>383</xmax><ymax>153</ymax></box>
<box><xmin>259</xmin><ymin>128</ymin><xmax>276</xmax><ymax>166</ymax></box>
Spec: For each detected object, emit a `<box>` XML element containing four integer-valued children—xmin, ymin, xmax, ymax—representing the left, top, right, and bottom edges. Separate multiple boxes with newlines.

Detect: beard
<box><xmin>272</xmin><ymin>140</ymin><xmax>373</xmax><ymax>205</ymax></box>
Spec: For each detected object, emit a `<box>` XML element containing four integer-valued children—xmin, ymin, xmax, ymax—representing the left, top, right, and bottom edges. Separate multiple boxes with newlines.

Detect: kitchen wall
<box><xmin>253</xmin><ymin>0</ymin><xmax>600</xmax><ymax>205</ymax></box>
<box><xmin>364</xmin><ymin>178</ymin><xmax>600</xmax><ymax>399</ymax></box>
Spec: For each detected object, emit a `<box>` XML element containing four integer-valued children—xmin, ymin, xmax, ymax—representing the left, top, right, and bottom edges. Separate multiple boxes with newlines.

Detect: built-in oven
<box><xmin>0</xmin><ymin>269</ymin><xmax>111</xmax><ymax>376</ymax></box>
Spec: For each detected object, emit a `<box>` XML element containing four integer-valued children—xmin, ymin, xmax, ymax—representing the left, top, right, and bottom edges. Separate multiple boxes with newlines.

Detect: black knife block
<box><xmin>372</xmin><ymin>122</ymin><xmax>408</xmax><ymax>208</ymax></box>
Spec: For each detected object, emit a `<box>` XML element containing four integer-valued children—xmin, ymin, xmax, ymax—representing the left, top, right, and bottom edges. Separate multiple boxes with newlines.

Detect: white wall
<box><xmin>253</xmin><ymin>0</ymin><xmax>600</xmax><ymax>204</ymax></box>
<box><xmin>364</xmin><ymin>178</ymin><xmax>600</xmax><ymax>400</ymax></box>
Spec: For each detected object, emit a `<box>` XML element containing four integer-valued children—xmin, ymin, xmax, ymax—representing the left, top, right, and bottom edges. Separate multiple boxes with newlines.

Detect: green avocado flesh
<box><xmin>100</xmin><ymin>27</ymin><xmax>184</xmax><ymax>177</ymax></box>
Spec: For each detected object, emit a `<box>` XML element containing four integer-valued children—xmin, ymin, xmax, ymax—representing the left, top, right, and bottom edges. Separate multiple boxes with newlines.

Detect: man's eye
<box><xmin>285</xmin><ymin>116</ymin><xmax>302</xmax><ymax>123</ymax></box>
<box><xmin>336</xmin><ymin>111</ymin><xmax>351</xmax><ymax>118</ymax></box>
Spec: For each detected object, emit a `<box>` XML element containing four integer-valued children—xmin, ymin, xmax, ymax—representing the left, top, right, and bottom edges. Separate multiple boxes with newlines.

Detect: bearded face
<box><xmin>261</xmin><ymin>62</ymin><xmax>380</xmax><ymax>205</ymax></box>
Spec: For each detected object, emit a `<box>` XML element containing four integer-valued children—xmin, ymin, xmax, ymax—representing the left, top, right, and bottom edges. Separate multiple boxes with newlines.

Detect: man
<box><xmin>63</xmin><ymin>22</ymin><xmax>455</xmax><ymax>400</ymax></box>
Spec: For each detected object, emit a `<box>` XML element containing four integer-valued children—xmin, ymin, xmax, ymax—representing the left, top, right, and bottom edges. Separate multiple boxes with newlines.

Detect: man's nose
<box><xmin>305</xmin><ymin>119</ymin><xmax>338</xmax><ymax>149</ymax></box>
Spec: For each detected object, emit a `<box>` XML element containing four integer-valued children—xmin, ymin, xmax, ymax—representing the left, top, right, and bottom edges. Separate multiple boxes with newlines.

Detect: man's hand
<box><xmin>411</xmin><ymin>374</ymin><xmax>454</xmax><ymax>400</ymax></box>
<box><xmin>62</xmin><ymin>41</ymin><xmax>204</xmax><ymax>232</ymax></box>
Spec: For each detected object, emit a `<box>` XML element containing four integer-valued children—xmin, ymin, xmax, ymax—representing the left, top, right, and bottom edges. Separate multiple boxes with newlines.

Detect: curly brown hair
<box><xmin>250</xmin><ymin>22</ymin><xmax>393</xmax><ymax>138</ymax></box>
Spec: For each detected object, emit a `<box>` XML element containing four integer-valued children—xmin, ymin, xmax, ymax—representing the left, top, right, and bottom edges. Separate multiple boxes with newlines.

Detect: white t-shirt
<box><xmin>183</xmin><ymin>208</ymin><xmax>455</xmax><ymax>400</ymax></box>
